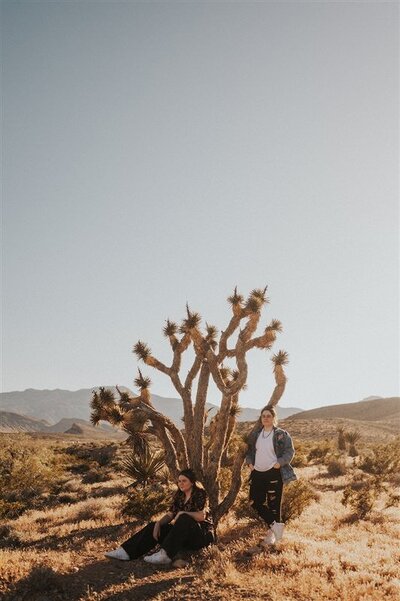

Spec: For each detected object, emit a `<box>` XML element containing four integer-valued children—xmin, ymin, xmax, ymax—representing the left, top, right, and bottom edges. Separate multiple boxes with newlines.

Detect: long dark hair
<box><xmin>258</xmin><ymin>405</ymin><xmax>278</xmax><ymax>427</ymax></box>
<box><xmin>174</xmin><ymin>468</ymin><xmax>202</xmax><ymax>499</ymax></box>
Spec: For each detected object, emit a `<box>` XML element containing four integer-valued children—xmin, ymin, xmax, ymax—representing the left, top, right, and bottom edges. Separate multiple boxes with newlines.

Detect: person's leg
<box><xmin>249</xmin><ymin>470</ymin><xmax>271</xmax><ymax>524</ymax></box>
<box><xmin>266</xmin><ymin>469</ymin><xmax>283</xmax><ymax>523</ymax></box>
<box><xmin>161</xmin><ymin>514</ymin><xmax>207</xmax><ymax>559</ymax></box>
<box><xmin>121</xmin><ymin>521</ymin><xmax>172</xmax><ymax>560</ymax></box>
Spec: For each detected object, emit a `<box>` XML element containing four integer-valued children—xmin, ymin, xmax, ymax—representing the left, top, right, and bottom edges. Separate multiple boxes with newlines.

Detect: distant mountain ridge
<box><xmin>0</xmin><ymin>387</ymin><xmax>302</xmax><ymax>427</ymax></box>
<box><xmin>290</xmin><ymin>396</ymin><xmax>399</xmax><ymax>422</ymax></box>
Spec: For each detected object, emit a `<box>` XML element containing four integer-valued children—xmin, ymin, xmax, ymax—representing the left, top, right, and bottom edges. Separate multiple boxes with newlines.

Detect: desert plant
<box><xmin>326</xmin><ymin>457</ymin><xmax>347</xmax><ymax>477</ymax></box>
<box><xmin>281</xmin><ymin>480</ymin><xmax>320</xmax><ymax>522</ymax></box>
<box><xmin>344</xmin><ymin>430</ymin><xmax>361</xmax><ymax>457</ymax></box>
<box><xmin>92</xmin><ymin>286</ymin><xmax>289</xmax><ymax>527</ymax></box>
<box><xmin>0</xmin><ymin>439</ymin><xmax>65</xmax><ymax>506</ymax></box>
<box><xmin>122</xmin><ymin>484</ymin><xmax>171</xmax><ymax>521</ymax></box>
<box><xmin>358</xmin><ymin>438</ymin><xmax>400</xmax><ymax>479</ymax></box>
<box><xmin>121</xmin><ymin>446</ymin><xmax>166</xmax><ymax>486</ymax></box>
<box><xmin>341</xmin><ymin>475</ymin><xmax>382</xmax><ymax>518</ymax></box>
<box><xmin>336</xmin><ymin>426</ymin><xmax>347</xmax><ymax>451</ymax></box>
<box><xmin>307</xmin><ymin>441</ymin><xmax>332</xmax><ymax>463</ymax></box>
<box><xmin>82</xmin><ymin>468</ymin><xmax>111</xmax><ymax>484</ymax></box>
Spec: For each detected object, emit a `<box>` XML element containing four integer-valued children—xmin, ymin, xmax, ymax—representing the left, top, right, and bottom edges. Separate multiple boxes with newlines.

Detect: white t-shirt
<box><xmin>254</xmin><ymin>429</ymin><xmax>278</xmax><ymax>472</ymax></box>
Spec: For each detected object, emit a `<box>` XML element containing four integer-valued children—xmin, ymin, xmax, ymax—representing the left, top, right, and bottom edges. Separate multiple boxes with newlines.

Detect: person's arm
<box><xmin>173</xmin><ymin>510</ymin><xmax>205</xmax><ymax>523</ymax></box>
<box><xmin>276</xmin><ymin>432</ymin><xmax>295</xmax><ymax>467</ymax></box>
<box><xmin>158</xmin><ymin>512</ymin><xmax>174</xmax><ymax>525</ymax></box>
<box><xmin>153</xmin><ymin>512</ymin><xmax>174</xmax><ymax>540</ymax></box>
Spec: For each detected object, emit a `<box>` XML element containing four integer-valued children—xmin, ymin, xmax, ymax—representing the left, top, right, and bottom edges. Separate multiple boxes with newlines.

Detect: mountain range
<box><xmin>0</xmin><ymin>387</ymin><xmax>302</xmax><ymax>430</ymax></box>
<box><xmin>0</xmin><ymin>388</ymin><xmax>398</xmax><ymax>436</ymax></box>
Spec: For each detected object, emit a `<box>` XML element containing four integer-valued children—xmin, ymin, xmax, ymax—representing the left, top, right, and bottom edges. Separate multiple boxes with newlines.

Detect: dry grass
<box><xmin>0</xmin><ymin>435</ymin><xmax>399</xmax><ymax>601</ymax></box>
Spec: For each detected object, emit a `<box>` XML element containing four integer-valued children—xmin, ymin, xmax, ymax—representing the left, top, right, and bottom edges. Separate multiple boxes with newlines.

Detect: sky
<box><xmin>2</xmin><ymin>1</ymin><xmax>399</xmax><ymax>411</ymax></box>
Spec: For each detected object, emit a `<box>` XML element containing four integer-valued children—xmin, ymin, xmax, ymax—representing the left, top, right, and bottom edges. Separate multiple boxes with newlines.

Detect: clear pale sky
<box><xmin>2</xmin><ymin>1</ymin><xmax>399</xmax><ymax>410</ymax></box>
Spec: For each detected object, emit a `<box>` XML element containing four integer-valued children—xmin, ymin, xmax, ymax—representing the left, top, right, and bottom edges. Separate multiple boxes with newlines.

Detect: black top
<box><xmin>169</xmin><ymin>486</ymin><xmax>214</xmax><ymax>533</ymax></box>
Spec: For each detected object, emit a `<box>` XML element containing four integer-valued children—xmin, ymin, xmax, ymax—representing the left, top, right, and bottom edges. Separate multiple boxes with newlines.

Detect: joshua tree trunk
<box><xmin>91</xmin><ymin>287</ymin><xmax>289</xmax><ymax>529</ymax></box>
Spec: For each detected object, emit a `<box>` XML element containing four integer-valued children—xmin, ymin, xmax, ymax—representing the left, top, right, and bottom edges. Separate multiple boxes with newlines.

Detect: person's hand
<box><xmin>171</xmin><ymin>511</ymin><xmax>185</xmax><ymax>525</ymax></box>
<box><xmin>273</xmin><ymin>463</ymin><xmax>280</xmax><ymax>469</ymax></box>
<box><xmin>153</xmin><ymin>521</ymin><xmax>161</xmax><ymax>540</ymax></box>
<box><xmin>249</xmin><ymin>464</ymin><xmax>255</xmax><ymax>471</ymax></box>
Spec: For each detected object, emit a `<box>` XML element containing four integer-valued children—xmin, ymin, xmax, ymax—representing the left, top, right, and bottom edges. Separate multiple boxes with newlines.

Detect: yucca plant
<box><xmin>345</xmin><ymin>430</ymin><xmax>361</xmax><ymax>457</ymax></box>
<box><xmin>336</xmin><ymin>426</ymin><xmax>347</xmax><ymax>451</ymax></box>
<box><xmin>121</xmin><ymin>446</ymin><xmax>166</xmax><ymax>487</ymax></box>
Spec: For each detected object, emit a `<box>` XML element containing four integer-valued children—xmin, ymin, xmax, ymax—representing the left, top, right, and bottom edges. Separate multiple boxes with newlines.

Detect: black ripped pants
<box><xmin>249</xmin><ymin>467</ymin><xmax>283</xmax><ymax>525</ymax></box>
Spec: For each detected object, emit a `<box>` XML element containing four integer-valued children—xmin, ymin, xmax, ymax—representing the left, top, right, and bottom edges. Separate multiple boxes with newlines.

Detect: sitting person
<box><xmin>105</xmin><ymin>468</ymin><xmax>214</xmax><ymax>565</ymax></box>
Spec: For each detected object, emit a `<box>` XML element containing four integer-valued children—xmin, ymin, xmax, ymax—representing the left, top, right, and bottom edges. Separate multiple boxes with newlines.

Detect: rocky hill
<box><xmin>289</xmin><ymin>396</ymin><xmax>399</xmax><ymax>422</ymax></box>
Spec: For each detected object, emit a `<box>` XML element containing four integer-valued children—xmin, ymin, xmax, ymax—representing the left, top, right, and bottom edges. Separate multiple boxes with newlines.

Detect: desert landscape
<box><xmin>1</xmin><ymin>394</ymin><xmax>399</xmax><ymax>601</ymax></box>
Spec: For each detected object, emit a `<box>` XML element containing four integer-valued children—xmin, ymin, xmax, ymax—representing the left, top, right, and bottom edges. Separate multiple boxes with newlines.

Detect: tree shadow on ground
<box><xmin>12</xmin><ymin>521</ymin><xmax>140</xmax><ymax>551</ymax></box>
<box><xmin>4</xmin><ymin>556</ymin><xmax>189</xmax><ymax>601</ymax></box>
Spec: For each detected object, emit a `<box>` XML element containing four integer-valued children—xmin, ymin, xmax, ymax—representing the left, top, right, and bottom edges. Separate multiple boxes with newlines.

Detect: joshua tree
<box><xmin>345</xmin><ymin>430</ymin><xmax>361</xmax><ymax>457</ymax></box>
<box><xmin>336</xmin><ymin>425</ymin><xmax>347</xmax><ymax>451</ymax></box>
<box><xmin>91</xmin><ymin>286</ymin><xmax>288</xmax><ymax>527</ymax></box>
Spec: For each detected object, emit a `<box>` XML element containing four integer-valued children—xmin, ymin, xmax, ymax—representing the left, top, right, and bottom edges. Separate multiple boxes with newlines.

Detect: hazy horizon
<box><xmin>2</xmin><ymin>1</ymin><xmax>399</xmax><ymax>410</ymax></box>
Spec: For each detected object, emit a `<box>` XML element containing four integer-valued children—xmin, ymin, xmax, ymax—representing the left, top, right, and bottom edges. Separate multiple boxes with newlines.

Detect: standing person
<box><xmin>105</xmin><ymin>469</ymin><xmax>214</xmax><ymax>565</ymax></box>
<box><xmin>246</xmin><ymin>405</ymin><xmax>296</xmax><ymax>545</ymax></box>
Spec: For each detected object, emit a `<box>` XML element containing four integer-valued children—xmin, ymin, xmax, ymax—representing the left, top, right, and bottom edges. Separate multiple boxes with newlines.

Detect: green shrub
<box><xmin>0</xmin><ymin>439</ymin><xmax>65</xmax><ymax>507</ymax></box>
<box><xmin>281</xmin><ymin>480</ymin><xmax>320</xmax><ymax>522</ymax></box>
<box><xmin>122</xmin><ymin>484</ymin><xmax>171</xmax><ymax>521</ymax></box>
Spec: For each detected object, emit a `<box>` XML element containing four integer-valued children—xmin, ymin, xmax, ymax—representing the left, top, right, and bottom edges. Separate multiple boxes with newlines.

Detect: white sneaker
<box><xmin>144</xmin><ymin>548</ymin><xmax>172</xmax><ymax>565</ymax></box>
<box><xmin>270</xmin><ymin>521</ymin><xmax>285</xmax><ymax>542</ymax></box>
<box><xmin>105</xmin><ymin>546</ymin><xmax>130</xmax><ymax>561</ymax></box>
<box><xmin>261</xmin><ymin>529</ymin><xmax>276</xmax><ymax>546</ymax></box>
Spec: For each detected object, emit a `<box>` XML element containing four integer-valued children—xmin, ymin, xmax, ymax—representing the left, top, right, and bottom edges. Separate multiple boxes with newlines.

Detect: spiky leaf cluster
<box><xmin>121</xmin><ymin>446</ymin><xmax>166</xmax><ymax>486</ymax></box>
<box><xmin>163</xmin><ymin>319</ymin><xmax>178</xmax><ymax>337</ymax></box>
<box><xmin>134</xmin><ymin>369</ymin><xmax>152</xmax><ymax>391</ymax></box>
<box><xmin>179</xmin><ymin>304</ymin><xmax>202</xmax><ymax>333</ymax></box>
<box><xmin>227</xmin><ymin>286</ymin><xmax>244</xmax><ymax>306</ymax></box>
<box><xmin>249</xmin><ymin>287</ymin><xmax>269</xmax><ymax>304</ymax></box>
<box><xmin>272</xmin><ymin>350</ymin><xmax>289</xmax><ymax>366</ymax></box>
<box><xmin>266</xmin><ymin>319</ymin><xmax>283</xmax><ymax>333</ymax></box>
<box><xmin>133</xmin><ymin>341</ymin><xmax>151</xmax><ymax>362</ymax></box>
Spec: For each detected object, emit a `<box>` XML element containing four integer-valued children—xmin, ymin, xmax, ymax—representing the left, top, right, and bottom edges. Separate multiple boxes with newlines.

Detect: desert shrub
<box><xmin>326</xmin><ymin>457</ymin><xmax>347</xmax><ymax>477</ymax></box>
<box><xmin>291</xmin><ymin>452</ymin><xmax>307</xmax><ymax>468</ymax></box>
<box><xmin>341</xmin><ymin>476</ymin><xmax>380</xmax><ymax>518</ymax></box>
<box><xmin>73</xmin><ymin>498</ymin><xmax>114</xmax><ymax>522</ymax></box>
<box><xmin>232</xmin><ymin>491</ymin><xmax>259</xmax><ymax>522</ymax></box>
<box><xmin>281</xmin><ymin>480</ymin><xmax>320</xmax><ymax>522</ymax></box>
<box><xmin>359</xmin><ymin>438</ymin><xmax>400</xmax><ymax>480</ymax></box>
<box><xmin>91</xmin><ymin>444</ymin><xmax>117</xmax><ymax>466</ymax></box>
<box><xmin>122</xmin><ymin>484</ymin><xmax>171</xmax><ymax>521</ymax></box>
<box><xmin>0</xmin><ymin>438</ymin><xmax>66</xmax><ymax>509</ymax></box>
<box><xmin>307</xmin><ymin>441</ymin><xmax>332</xmax><ymax>463</ymax></box>
<box><xmin>340</xmin><ymin>474</ymin><xmax>398</xmax><ymax>519</ymax></box>
<box><xmin>82</xmin><ymin>468</ymin><xmax>111</xmax><ymax>484</ymax></box>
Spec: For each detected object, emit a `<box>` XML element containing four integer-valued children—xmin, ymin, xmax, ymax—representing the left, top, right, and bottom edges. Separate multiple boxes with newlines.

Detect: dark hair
<box><xmin>178</xmin><ymin>468</ymin><xmax>198</xmax><ymax>484</ymax></box>
<box><xmin>259</xmin><ymin>405</ymin><xmax>278</xmax><ymax>426</ymax></box>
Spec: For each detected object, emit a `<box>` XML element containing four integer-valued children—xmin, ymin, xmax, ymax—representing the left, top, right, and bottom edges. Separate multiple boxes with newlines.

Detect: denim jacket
<box><xmin>245</xmin><ymin>426</ymin><xmax>297</xmax><ymax>485</ymax></box>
